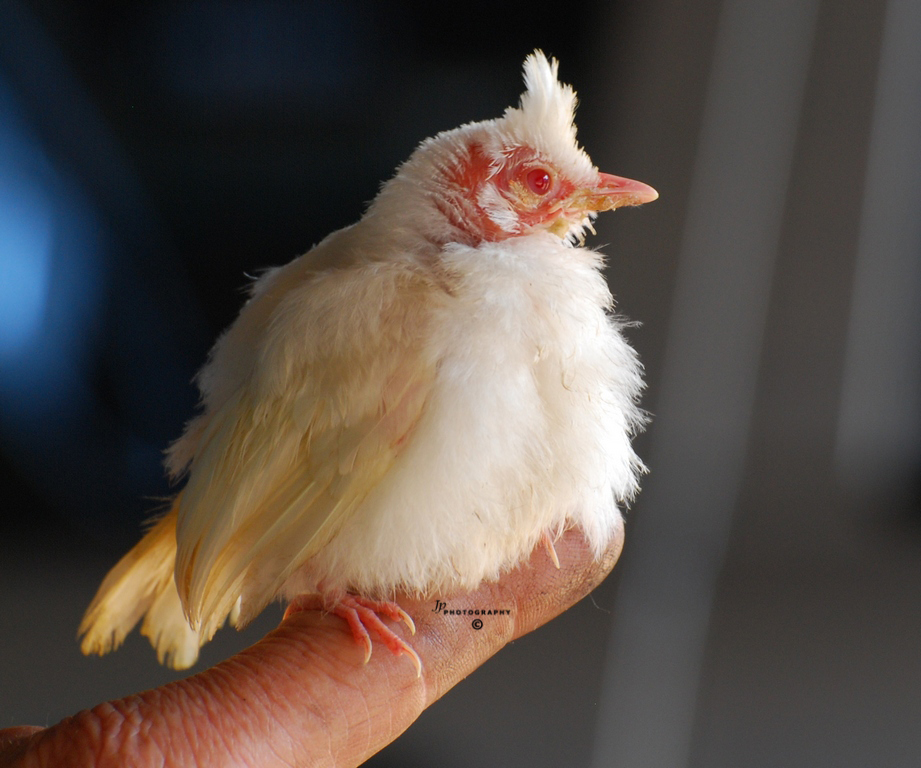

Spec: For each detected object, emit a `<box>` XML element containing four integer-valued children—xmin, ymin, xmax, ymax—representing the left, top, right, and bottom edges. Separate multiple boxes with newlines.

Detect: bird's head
<box><xmin>372</xmin><ymin>51</ymin><xmax>657</xmax><ymax>247</ymax></box>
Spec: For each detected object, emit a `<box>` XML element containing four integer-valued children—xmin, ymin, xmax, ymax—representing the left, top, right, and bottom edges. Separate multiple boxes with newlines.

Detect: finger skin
<box><xmin>0</xmin><ymin>526</ymin><xmax>623</xmax><ymax>768</ymax></box>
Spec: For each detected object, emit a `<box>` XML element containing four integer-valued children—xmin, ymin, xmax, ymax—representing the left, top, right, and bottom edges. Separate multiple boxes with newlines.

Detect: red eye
<box><xmin>525</xmin><ymin>167</ymin><xmax>553</xmax><ymax>195</ymax></box>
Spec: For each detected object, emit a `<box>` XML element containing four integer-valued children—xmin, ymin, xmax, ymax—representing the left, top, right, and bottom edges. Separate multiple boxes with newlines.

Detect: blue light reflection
<box><xmin>0</xmin><ymin>73</ymin><xmax>104</xmax><ymax>422</ymax></box>
<box><xmin>0</xmin><ymin>175</ymin><xmax>53</xmax><ymax>357</ymax></box>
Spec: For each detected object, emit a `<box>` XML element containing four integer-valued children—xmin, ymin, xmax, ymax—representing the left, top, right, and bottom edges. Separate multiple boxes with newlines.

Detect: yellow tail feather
<box><xmin>78</xmin><ymin>501</ymin><xmax>202</xmax><ymax>669</ymax></box>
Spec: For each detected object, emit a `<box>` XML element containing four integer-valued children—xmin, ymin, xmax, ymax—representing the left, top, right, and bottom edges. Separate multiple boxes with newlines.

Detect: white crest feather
<box><xmin>500</xmin><ymin>51</ymin><xmax>594</xmax><ymax>182</ymax></box>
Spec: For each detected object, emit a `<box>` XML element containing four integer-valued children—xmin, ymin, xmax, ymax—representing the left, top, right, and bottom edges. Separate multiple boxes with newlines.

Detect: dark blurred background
<box><xmin>2</xmin><ymin>1</ymin><xmax>920</xmax><ymax>766</ymax></box>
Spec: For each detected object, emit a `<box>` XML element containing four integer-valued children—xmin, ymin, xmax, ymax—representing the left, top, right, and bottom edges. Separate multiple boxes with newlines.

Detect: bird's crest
<box><xmin>500</xmin><ymin>51</ymin><xmax>593</xmax><ymax>182</ymax></box>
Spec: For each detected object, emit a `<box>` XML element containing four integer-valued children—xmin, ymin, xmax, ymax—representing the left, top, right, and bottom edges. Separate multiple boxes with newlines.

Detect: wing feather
<box><xmin>171</xmin><ymin>256</ymin><xmax>439</xmax><ymax>638</ymax></box>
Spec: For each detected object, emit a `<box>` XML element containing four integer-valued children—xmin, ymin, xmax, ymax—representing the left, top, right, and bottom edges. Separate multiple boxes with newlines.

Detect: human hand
<box><xmin>0</xmin><ymin>526</ymin><xmax>622</xmax><ymax>768</ymax></box>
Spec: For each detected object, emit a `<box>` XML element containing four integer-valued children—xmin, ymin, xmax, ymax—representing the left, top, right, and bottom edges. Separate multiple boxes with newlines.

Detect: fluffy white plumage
<box><xmin>79</xmin><ymin>51</ymin><xmax>655</xmax><ymax>670</ymax></box>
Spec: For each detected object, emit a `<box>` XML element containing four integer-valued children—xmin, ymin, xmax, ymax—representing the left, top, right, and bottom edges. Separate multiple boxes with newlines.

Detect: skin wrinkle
<box><xmin>246</xmin><ymin>674</ymin><xmax>312</xmax><ymax>768</ymax></box>
<box><xmin>207</xmin><ymin>651</ymin><xmax>308</xmax><ymax>767</ymax></box>
<box><xmin>248</xmin><ymin>647</ymin><xmax>338</xmax><ymax>766</ymax></box>
<box><xmin>153</xmin><ymin>677</ymin><xmax>204</xmax><ymax>763</ymax></box>
<box><xmin>246</xmin><ymin>712</ymin><xmax>291</xmax><ymax>768</ymax></box>
<box><xmin>133</xmin><ymin>691</ymin><xmax>198</xmax><ymax>766</ymax></box>
<box><xmin>323</xmin><ymin>671</ymin><xmax>352</xmax><ymax>766</ymax></box>
<box><xmin>224</xmin><ymin>611</ymin><xmax>418</xmax><ymax>767</ymax></box>
<box><xmin>0</xmin><ymin>529</ymin><xmax>619</xmax><ymax>767</ymax></box>
<box><xmin>132</xmin><ymin>695</ymin><xmax>171</xmax><ymax>767</ymax></box>
<box><xmin>348</xmin><ymin>669</ymin><xmax>375</xmax><ymax>761</ymax></box>
<box><xmin>239</xmin><ymin>620</ymin><xmax>380</xmax><ymax>765</ymax></box>
<box><xmin>153</xmin><ymin>682</ymin><xmax>207</xmax><ymax>762</ymax></box>
<box><xmin>85</xmin><ymin>702</ymin><xmax>139</xmax><ymax>766</ymax></box>
<box><xmin>194</xmin><ymin>666</ymin><xmax>259</xmax><ymax>767</ymax></box>
<box><xmin>52</xmin><ymin>703</ymin><xmax>137</xmax><ymax>768</ymax></box>
<box><xmin>377</xmin><ymin>656</ymin><xmax>417</xmax><ymax>752</ymax></box>
<box><xmin>341</xmin><ymin>643</ymin><xmax>424</xmax><ymax>764</ymax></box>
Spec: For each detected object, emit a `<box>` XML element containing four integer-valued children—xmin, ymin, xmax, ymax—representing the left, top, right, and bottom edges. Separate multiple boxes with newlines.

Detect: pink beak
<box><xmin>581</xmin><ymin>171</ymin><xmax>659</xmax><ymax>211</ymax></box>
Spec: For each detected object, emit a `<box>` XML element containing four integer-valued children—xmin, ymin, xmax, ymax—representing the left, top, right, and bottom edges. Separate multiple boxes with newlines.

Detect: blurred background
<box><xmin>1</xmin><ymin>0</ymin><xmax>919</xmax><ymax>765</ymax></box>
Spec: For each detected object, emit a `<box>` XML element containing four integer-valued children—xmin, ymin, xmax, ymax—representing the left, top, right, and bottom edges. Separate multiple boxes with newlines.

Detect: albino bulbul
<box><xmin>79</xmin><ymin>51</ymin><xmax>657</xmax><ymax>674</ymax></box>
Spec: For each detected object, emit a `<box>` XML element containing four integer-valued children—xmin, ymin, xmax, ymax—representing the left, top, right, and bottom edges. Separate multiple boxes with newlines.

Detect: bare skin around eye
<box><xmin>0</xmin><ymin>527</ymin><xmax>622</xmax><ymax>768</ymax></box>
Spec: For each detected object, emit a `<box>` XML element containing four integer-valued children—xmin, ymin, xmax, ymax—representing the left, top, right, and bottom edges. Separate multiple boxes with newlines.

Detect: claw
<box><xmin>541</xmin><ymin>531</ymin><xmax>561</xmax><ymax>570</ymax></box>
<box><xmin>394</xmin><ymin>606</ymin><xmax>416</xmax><ymax>636</ymax></box>
<box><xmin>285</xmin><ymin>594</ymin><xmax>421</xmax><ymax>677</ymax></box>
<box><xmin>360</xmin><ymin>597</ymin><xmax>416</xmax><ymax>636</ymax></box>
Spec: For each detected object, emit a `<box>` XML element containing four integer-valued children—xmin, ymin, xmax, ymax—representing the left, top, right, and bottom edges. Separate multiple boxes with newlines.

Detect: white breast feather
<box><xmin>282</xmin><ymin>231</ymin><xmax>645</xmax><ymax>601</ymax></box>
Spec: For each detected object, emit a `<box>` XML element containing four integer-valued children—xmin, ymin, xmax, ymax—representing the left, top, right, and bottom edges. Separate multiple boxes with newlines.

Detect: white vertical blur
<box><xmin>591</xmin><ymin>1</ymin><xmax>819</xmax><ymax>766</ymax></box>
<box><xmin>836</xmin><ymin>0</ymin><xmax>921</xmax><ymax>494</ymax></box>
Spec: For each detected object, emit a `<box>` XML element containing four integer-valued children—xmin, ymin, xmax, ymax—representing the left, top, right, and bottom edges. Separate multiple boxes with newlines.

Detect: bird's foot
<box><xmin>285</xmin><ymin>594</ymin><xmax>421</xmax><ymax>677</ymax></box>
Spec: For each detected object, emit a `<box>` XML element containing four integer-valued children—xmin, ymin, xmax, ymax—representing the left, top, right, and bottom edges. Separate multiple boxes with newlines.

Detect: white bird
<box><xmin>79</xmin><ymin>51</ymin><xmax>657</xmax><ymax>674</ymax></box>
